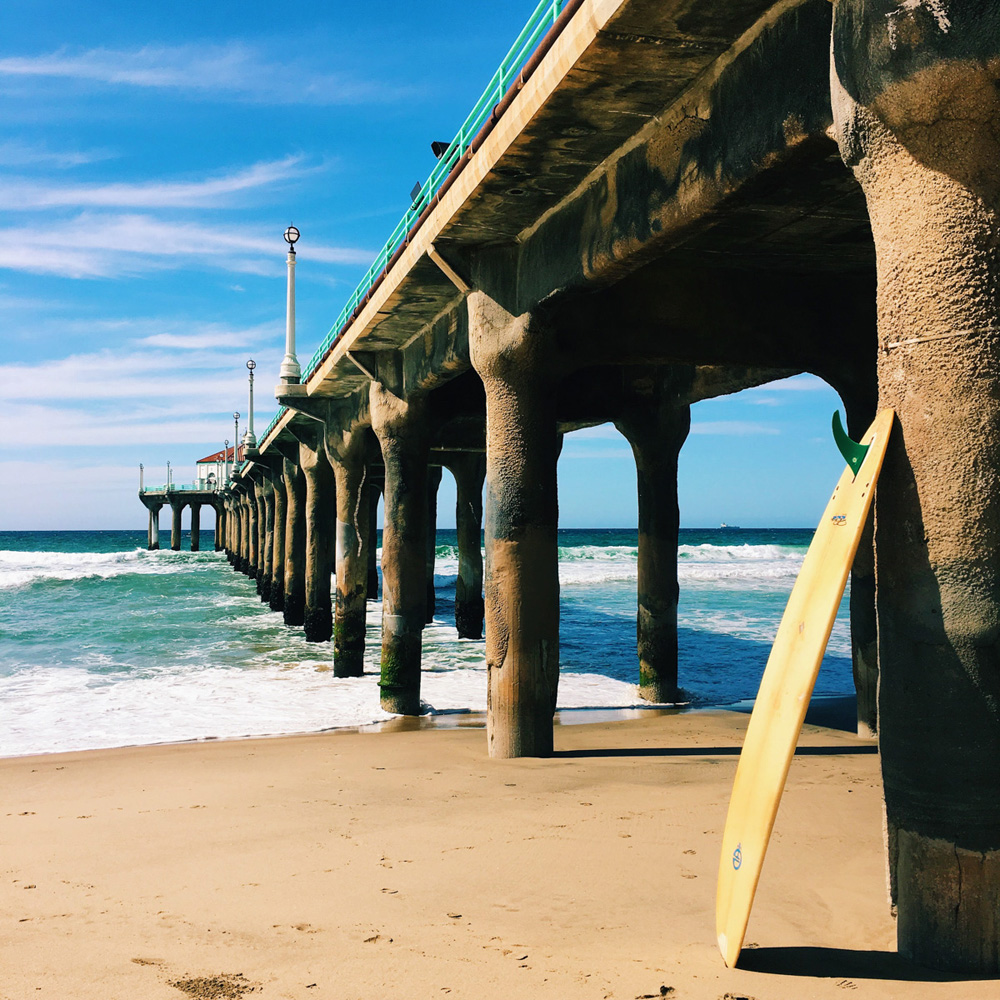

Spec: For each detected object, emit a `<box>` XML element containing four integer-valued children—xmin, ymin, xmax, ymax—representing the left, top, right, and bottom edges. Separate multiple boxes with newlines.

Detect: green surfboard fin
<box><xmin>832</xmin><ymin>411</ymin><xmax>869</xmax><ymax>477</ymax></box>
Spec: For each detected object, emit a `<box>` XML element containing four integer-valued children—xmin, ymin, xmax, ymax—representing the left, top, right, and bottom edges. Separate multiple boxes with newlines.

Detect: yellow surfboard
<box><xmin>715</xmin><ymin>408</ymin><xmax>894</xmax><ymax>968</ymax></box>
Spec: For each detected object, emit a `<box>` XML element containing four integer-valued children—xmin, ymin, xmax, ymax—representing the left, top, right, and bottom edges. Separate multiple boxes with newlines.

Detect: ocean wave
<box><xmin>0</xmin><ymin>548</ymin><xmax>221</xmax><ymax>590</ymax></box>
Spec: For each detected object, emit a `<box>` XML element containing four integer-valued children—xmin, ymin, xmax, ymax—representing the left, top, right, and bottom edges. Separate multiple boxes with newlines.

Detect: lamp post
<box><xmin>233</xmin><ymin>412</ymin><xmax>240</xmax><ymax>475</ymax></box>
<box><xmin>243</xmin><ymin>360</ymin><xmax>257</xmax><ymax>451</ymax></box>
<box><xmin>224</xmin><ymin>439</ymin><xmax>230</xmax><ymax>483</ymax></box>
<box><xmin>166</xmin><ymin>460</ymin><xmax>172</xmax><ymax>491</ymax></box>
<box><xmin>139</xmin><ymin>463</ymin><xmax>144</xmax><ymax>492</ymax></box>
<box><xmin>279</xmin><ymin>225</ymin><xmax>302</xmax><ymax>383</ymax></box>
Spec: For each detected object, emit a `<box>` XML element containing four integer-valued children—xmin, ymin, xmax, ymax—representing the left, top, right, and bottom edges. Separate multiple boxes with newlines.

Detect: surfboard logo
<box><xmin>732</xmin><ymin>844</ymin><xmax>742</xmax><ymax>870</ymax></box>
<box><xmin>831</xmin><ymin>514</ymin><xmax>847</xmax><ymax>526</ymax></box>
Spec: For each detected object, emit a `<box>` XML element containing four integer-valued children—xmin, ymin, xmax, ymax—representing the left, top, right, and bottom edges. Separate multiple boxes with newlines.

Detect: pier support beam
<box><xmin>283</xmin><ymin>455</ymin><xmax>307</xmax><ymax>627</ymax></box>
<box><xmin>189</xmin><ymin>503</ymin><xmax>201</xmax><ymax>553</ymax></box>
<box><xmin>615</xmin><ymin>373</ymin><xmax>690</xmax><ymax>704</ymax></box>
<box><xmin>370</xmin><ymin>382</ymin><xmax>429</xmax><ymax>715</ymax></box>
<box><xmin>246</xmin><ymin>483</ymin><xmax>258</xmax><ymax>579</ymax></box>
<box><xmin>213</xmin><ymin>502</ymin><xmax>225</xmax><ymax>553</ymax></box>
<box><xmin>255</xmin><ymin>479</ymin><xmax>268</xmax><ymax>596</ymax></box>
<box><xmin>443</xmin><ymin>452</ymin><xmax>486</xmax><ymax>640</ymax></box>
<box><xmin>833</xmin><ymin>7</ymin><xmax>1000</xmax><ymax>971</ymax></box>
<box><xmin>258</xmin><ymin>474</ymin><xmax>275</xmax><ymax>604</ymax></box>
<box><xmin>146</xmin><ymin>503</ymin><xmax>162</xmax><ymax>551</ymax></box>
<box><xmin>169</xmin><ymin>498</ymin><xmax>184</xmax><ymax>552</ymax></box>
<box><xmin>299</xmin><ymin>431</ymin><xmax>335</xmax><ymax>643</ymax></box>
<box><xmin>469</xmin><ymin>291</ymin><xmax>559</xmax><ymax>758</ymax></box>
<box><xmin>367</xmin><ymin>477</ymin><xmax>382</xmax><ymax>601</ymax></box>
<box><xmin>270</xmin><ymin>467</ymin><xmax>287</xmax><ymax>612</ymax></box>
<box><xmin>426</xmin><ymin>465</ymin><xmax>442</xmax><ymax>624</ymax></box>
<box><xmin>327</xmin><ymin>429</ymin><xmax>371</xmax><ymax>677</ymax></box>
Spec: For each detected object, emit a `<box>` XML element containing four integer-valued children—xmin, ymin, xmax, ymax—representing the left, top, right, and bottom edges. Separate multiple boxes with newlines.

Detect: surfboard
<box><xmin>715</xmin><ymin>408</ymin><xmax>894</xmax><ymax>968</ymax></box>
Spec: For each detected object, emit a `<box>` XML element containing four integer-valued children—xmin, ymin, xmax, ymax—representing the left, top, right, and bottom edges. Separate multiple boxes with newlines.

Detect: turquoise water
<box><xmin>0</xmin><ymin>528</ymin><xmax>851</xmax><ymax>756</ymax></box>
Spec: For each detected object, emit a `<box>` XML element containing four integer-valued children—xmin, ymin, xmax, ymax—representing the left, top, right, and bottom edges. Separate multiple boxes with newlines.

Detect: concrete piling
<box><xmin>328</xmin><ymin>432</ymin><xmax>370</xmax><ymax>677</ymax></box>
<box><xmin>299</xmin><ymin>432</ymin><xmax>335</xmax><ymax>643</ymax></box>
<box><xmin>259</xmin><ymin>474</ymin><xmax>275</xmax><ymax>604</ymax></box>
<box><xmin>370</xmin><ymin>381</ymin><xmax>429</xmax><ymax>715</ymax></box>
<box><xmin>367</xmin><ymin>477</ymin><xmax>381</xmax><ymax>601</ymax></box>
<box><xmin>833</xmin><ymin>4</ymin><xmax>1000</xmax><ymax>970</ymax></box>
<box><xmin>189</xmin><ymin>503</ymin><xmax>201</xmax><ymax>553</ymax></box>
<box><xmin>170</xmin><ymin>499</ymin><xmax>184</xmax><ymax>552</ymax></box>
<box><xmin>270</xmin><ymin>467</ymin><xmax>287</xmax><ymax>612</ymax></box>
<box><xmin>426</xmin><ymin>465</ymin><xmax>442</xmax><ymax>624</ymax></box>
<box><xmin>443</xmin><ymin>452</ymin><xmax>485</xmax><ymax>640</ymax></box>
<box><xmin>282</xmin><ymin>455</ymin><xmax>307</xmax><ymax>627</ymax></box>
<box><xmin>469</xmin><ymin>292</ymin><xmax>559</xmax><ymax>758</ymax></box>
<box><xmin>615</xmin><ymin>375</ymin><xmax>690</xmax><ymax>704</ymax></box>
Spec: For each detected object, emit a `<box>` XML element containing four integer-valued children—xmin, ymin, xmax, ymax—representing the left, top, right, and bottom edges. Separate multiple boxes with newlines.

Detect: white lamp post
<box><xmin>279</xmin><ymin>225</ymin><xmax>302</xmax><ymax>382</ymax></box>
<box><xmin>233</xmin><ymin>412</ymin><xmax>240</xmax><ymax>473</ymax></box>
<box><xmin>224</xmin><ymin>438</ymin><xmax>230</xmax><ymax>483</ymax></box>
<box><xmin>243</xmin><ymin>360</ymin><xmax>257</xmax><ymax>451</ymax></box>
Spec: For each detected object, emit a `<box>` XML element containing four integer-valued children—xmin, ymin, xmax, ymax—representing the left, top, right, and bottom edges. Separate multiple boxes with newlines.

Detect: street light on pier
<box><xmin>139</xmin><ymin>463</ymin><xmax>144</xmax><ymax>492</ymax></box>
<box><xmin>279</xmin><ymin>225</ymin><xmax>301</xmax><ymax>383</ymax></box>
<box><xmin>166</xmin><ymin>460</ymin><xmax>172</xmax><ymax>491</ymax></box>
<box><xmin>224</xmin><ymin>439</ymin><xmax>230</xmax><ymax>483</ymax></box>
<box><xmin>243</xmin><ymin>360</ymin><xmax>257</xmax><ymax>452</ymax></box>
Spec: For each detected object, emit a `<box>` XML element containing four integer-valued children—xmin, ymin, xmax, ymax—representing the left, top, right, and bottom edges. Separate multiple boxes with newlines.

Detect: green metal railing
<box><xmin>256</xmin><ymin>0</ymin><xmax>574</xmax><ymax>449</ymax></box>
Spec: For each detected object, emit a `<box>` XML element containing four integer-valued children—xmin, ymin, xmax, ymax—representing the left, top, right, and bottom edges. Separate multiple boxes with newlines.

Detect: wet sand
<box><xmin>2</xmin><ymin>710</ymin><xmax>993</xmax><ymax>999</ymax></box>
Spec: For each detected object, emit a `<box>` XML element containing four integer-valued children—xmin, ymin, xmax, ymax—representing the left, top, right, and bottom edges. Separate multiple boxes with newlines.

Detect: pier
<box><xmin>138</xmin><ymin>0</ymin><xmax>1000</xmax><ymax>972</ymax></box>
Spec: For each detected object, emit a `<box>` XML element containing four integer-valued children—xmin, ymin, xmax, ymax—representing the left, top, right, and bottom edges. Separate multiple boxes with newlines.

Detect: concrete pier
<box><xmin>370</xmin><ymin>382</ymin><xmax>429</xmax><ymax>715</ymax></box>
<box><xmin>189</xmin><ymin>503</ymin><xmax>201</xmax><ymax>553</ymax></box>
<box><xmin>442</xmin><ymin>452</ymin><xmax>485</xmax><ymax>640</ymax></box>
<box><xmin>425</xmin><ymin>465</ymin><xmax>442</xmax><ymax>624</ymax></box>
<box><xmin>143</xmin><ymin>501</ymin><xmax>162</xmax><ymax>551</ymax></box>
<box><xmin>254</xmin><ymin>478</ymin><xmax>268</xmax><ymax>596</ymax></box>
<box><xmin>282</xmin><ymin>455</ymin><xmax>306</xmax><ymax>627</ymax></box>
<box><xmin>246</xmin><ymin>483</ymin><xmax>259</xmax><ymax>579</ymax></box>
<box><xmin>269</xmin><ymin>465</ymin><xmax>287</xmax><ymax>612</ymax></box>
<box><xmin>327</xmin><ymin>425</ymin><xmax>371</xmax><ymax>677</ymax></box>
<box><xmin>469</xmin><ymin>291</ymin><xmax>559</xmax><ymax>759</ymax></box>
<box><xmin>169</xmin><ymin>499</ymin><xmax>184</xmax><ymax>552</ymax></box>
<box><xmin>833</xmin><ymin>1</ymin><xmax>1000</xmax><ymax>970</ymax></box>
<box><xmin>615</xmin><ymin>373</ymin><xmax>690</xmax><ymax>704</ymax></box>
<box><xmin>298</xmin><ymin>430</ymin><xmax>335</xmax><ymax>643</ymax></box>
<box><xmin>366</xmin><ymin>477</ymin><xmax>381</xmax><ymax>601</ymax></box>
<box><xmin>258</xmin><ymin>473</ymin><xmax>275</xmax><ymax>603</ymax></box>
<box><xmin>213</xmin><ymin>502</ymin><xmax>225</xmax><ymax>553</ymax></box>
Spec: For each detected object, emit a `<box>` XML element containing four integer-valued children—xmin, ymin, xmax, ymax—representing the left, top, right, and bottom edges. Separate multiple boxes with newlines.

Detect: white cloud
<box><xmin>0</xmin><ymin>213</ymin><xmax>372</xmax><ymax>278</ymax></box>
<box><xmin>0</xmin><ymin>139</ymin><xmax>115</xmax><ymax>168</ymax></box>
<box><xmin>0</xmin><ymin>156</ymin><xmax>313</xmax><ymax>210</ymax></box>
<box><xmin>689</xmin><ymin>421</ymin><xmax>781</xmax><ymax>436</ymax></box>
<box><xmin>0</xmin><ymin>43</ymin><xmax>404</xmax><ymax>105</ymax></box>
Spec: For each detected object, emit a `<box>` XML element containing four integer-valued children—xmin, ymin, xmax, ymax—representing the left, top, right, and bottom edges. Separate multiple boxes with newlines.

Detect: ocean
<box><xmin>0</xmin><ymin>528</ymin><xmax>853</xmax><ymax>757</ymax></box>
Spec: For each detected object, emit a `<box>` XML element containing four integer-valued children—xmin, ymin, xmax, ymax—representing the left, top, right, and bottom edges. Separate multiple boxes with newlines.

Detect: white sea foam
<box><xmin>0</xmin><ymin>547</ymin><xmax>218</xmax><ymax>589</ymax></box>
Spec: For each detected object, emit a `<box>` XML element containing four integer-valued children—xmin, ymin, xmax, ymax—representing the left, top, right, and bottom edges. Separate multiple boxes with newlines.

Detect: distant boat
<box><xmin>719</xmin><ymin>523</ymin><xmax>741</xmax><ymax>530</ymax></box>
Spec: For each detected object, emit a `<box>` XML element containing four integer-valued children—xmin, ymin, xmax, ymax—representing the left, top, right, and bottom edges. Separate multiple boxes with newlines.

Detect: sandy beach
<box><xmin>2</xmin><ymin>709</ymin><xmax>991</xmax><ymax>1000</ymax></box>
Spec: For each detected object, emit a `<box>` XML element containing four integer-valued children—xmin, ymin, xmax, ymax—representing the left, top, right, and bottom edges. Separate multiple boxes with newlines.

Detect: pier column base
<box><xmin>240</xmin><ymin>491</ymin><xmax>253</xmax><ymax>575</ymax></box>
<box><xmin>214</xmin><ymin>503</ymin><xmax>225</xmax><ymax>553</ymax></box>
<box><xmin>246</xmin><ymin>483</ymin><xmax>259</xmax><ymax>579</ymax></box>
<box><xmin>443</xmin><ymin>453</ymin><xmax>486</xmax><ymax>640</ymax></box>
<box><xmin>426</xmin><ymin>465</ymin><xmax>442</xmax><ymax>624</ymax></box>
<box><xmin>615</xmin><ymin>372</ymin><xmax>690</xmax><ymax>704</ymax></box>
<box><xmin>147</xmin><ymin>503</ymin><xmax>162</xmax><ymax>551</ymax></box>
<box><xmin>169</xmin><ymin>499</ymin><xmax>184</xmax><ymax>552</ymax></box>
<box><xmin>259</xmin><ymin>475</ymin><xmax>275</xmax><ymax>604</ymax></box>
<box><xmin>328</xmin><ymin>432</ymin><xmax>371</xmax><ymax>677</ymax></box>
<box><xmin>300</xmin><ymin>432</ymin><xmax>335</xmax><ymax>643</ymax></box>
<box><xmin>282</xmin><ymin>456</ymin><xmax>306</xmax><ymax>627</ymax></box>
<box><xmin>370</xmin><ymin>382</ymin><xmax>429</xmax><ymax>715</ymax></box>
<box><xmin>833</xmin><ymin>8</ymin><xmax>1000</xmax><ymax>971</ymax></box>
<box><xmin>367</xmin><ymin>478</ymin><xmax>382</xmax><ymax>600</ymax></box>
<box><xmin>189</xmin><ymin>503</ymin><xmax>201</xmax><ymax>553</ymax></box>
<box><xmin>270</xmin><ymin>469</ymin><xmax>287</xmax><ymax>612</ymax></box>
<box><xmin>469</xmin><ymin>291</ymin><xmax>559</xmax><ymax>758</ymax></box>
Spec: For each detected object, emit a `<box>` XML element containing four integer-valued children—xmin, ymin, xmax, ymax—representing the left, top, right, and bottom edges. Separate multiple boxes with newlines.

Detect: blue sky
<box><xmin>0</xmin><ymin>0</ymin><xmax>850</xmax><ymax>531</ymax></box>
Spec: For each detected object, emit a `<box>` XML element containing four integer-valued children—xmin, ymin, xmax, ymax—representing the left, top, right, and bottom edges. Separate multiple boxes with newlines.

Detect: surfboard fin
<box><xmin>832</xmin><ymin>411</ymin><xmax>869</xmax><ymax>477</ymax></box>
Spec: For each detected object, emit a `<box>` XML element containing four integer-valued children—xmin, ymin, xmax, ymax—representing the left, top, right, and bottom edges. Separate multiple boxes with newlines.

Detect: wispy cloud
<box><xmin>0</xmin><ymin>42</ymin><xmax>405</xmax><ymax>105</ymax></box>
<box><xmin>689</xmin><ymin>421</ymin><xmax>781</xmax><ymax>436</ymax></box>
<box><xmin>0</xmin><ymin>156</ymin><xmax>314</xmax><ymax>210</ymax></box>
<box><xmin>0</xmin><ymin>213</ymin><xmax>372</xmax><ymax>278</ymax></box>
<box><xmin>0</xmin><ymin>139</ymin><xmax>115</xmax><ymax>168</ymax></box>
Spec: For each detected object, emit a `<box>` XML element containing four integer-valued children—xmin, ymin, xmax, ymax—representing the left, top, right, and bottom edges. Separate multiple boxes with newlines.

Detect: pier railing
<box><xmin>140</xmin><ymin>483</ymin><xmax>220</xmax><ymax>494</ymax></box>
<box><xmin>257</xmin><ymin>0</ymin><xmax>577</xmax><ymax>448</ymax></box>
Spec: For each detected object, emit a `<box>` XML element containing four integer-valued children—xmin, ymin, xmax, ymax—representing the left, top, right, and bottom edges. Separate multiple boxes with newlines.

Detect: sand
<box><xmin>2</xmin><ymin>709</ymin><xmax>993</xmax><ymax>1000</ymax></box>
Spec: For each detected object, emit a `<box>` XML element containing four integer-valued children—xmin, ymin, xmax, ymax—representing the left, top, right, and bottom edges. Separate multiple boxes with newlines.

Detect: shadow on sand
<box><xmin>552</xmin><ymin>744</ymin><xmax>877</xmax><ymax>759</ymax></box>
<box><xmin>738</xmin><ymin>946</ymin><xmax>993</xmax><ymax>983</ymax></box>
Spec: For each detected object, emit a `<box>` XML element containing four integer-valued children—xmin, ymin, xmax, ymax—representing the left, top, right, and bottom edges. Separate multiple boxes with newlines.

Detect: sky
<box><xmin>0</xmin><ymin>0</ymin><xmax>852</xmax><ymax>531</ymax></box>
